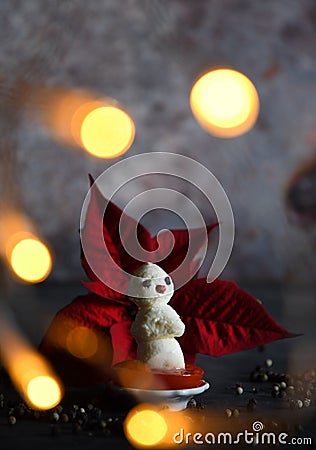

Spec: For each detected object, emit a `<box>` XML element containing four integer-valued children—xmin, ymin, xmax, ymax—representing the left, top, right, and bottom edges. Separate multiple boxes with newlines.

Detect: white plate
<box><xmin>123</xmin><ymin>380</ymin><xmax>210</xmax><ymax>411</ymax></box>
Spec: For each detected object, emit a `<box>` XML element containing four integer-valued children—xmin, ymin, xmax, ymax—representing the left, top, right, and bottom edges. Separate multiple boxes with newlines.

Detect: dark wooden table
<box><xmin>0</xmin><ymin>283</ymin><xmax>315</xmax><ymax>449</ymax></box>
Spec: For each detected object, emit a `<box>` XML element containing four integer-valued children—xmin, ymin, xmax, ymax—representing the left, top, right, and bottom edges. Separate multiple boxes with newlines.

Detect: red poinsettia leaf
<box><xmin>54</xmin><ymin>293</ymin><xmax>132</xmax><ymax>327</ymax></box>
<box><xmin>39</xmin><ymin>293</ymin><xmax>133</xmax><ymax>385</ymax></box>
<box><xmin>81</xmin><ymin>281</ymin><xmax>130</xmax><ymax>304</ymax></box>
<box><xmin>80</xmin><ymin>178</ymin><xmax>121</xmax><ymax>297</ymax></box>
<box><xmin>81</xmin><ymin>176</ymin><xmax>156</xmax><ymax>296</ymax></box>
<box><xmin>110</xmin><ymin>321</ymin><xmax>137</xmax><ymax>365</ymax></box>
<box><xmin>171</xmin><ymin>279</ymin><xmax>298</xmax><ymax>357</ymax></box>
<box><xmin>39</xmin><ymin>294</ymin><xmax>132</xmax><ymax>358</ymax></box>
<box><xmin>157</xmin><ymin>225</ymin><xmax>218</xmax><ymax>286</ymax></box>
<box><xmin>81</xmin><ymin>176</ymin><xmax>218</xmax><ymax>294</ymax></box>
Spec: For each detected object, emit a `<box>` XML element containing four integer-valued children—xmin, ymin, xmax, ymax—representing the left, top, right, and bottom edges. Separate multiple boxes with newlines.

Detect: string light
<box><xmin>190</xmin><ymin>68</ymin><xmax>259</xmax><ymax>138</ymax></box>
<box><xmin>26</xmin><ymin>375</ymin><xmax>62</xmax><ymax>410</ymax></box>
<box><xmin>0</xmin><ymin>315</ymin><xmax>63</xmax><ymax>411</ymax></box>
<box><xmin>79</xmin><ymin>105</ymin><xmax>135</xmax><ymax>158</ymax></box>
<box><xmin>8</xmin><ymin>235</ymin><xmax>52</xmax><ymax>283</ymax></box>
<box><xmin>125</xmin><ymin>406</ymin><xmax>168</xmax><ymax>447</ymax></box>
<box><xmin>0</xmin><ymin>212</ymin><xmax>52</xmax><ymax>283</ymax></box>
<box><xmin>66</xmin><ymin>326</ymin><xmax>98</xmax><ymax>359</ymax></box>
<box><xmin>31</xmin><ymin>87</ymin><xmax>135</xmax><ymax>158</ymax></box>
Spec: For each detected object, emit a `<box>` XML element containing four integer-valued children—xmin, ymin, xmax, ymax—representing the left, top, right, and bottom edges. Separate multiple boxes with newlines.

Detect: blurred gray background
<box><xmin>1</xmin><ymin>0</ymin><xmax>316</xmax><ymax>285</ymax></box>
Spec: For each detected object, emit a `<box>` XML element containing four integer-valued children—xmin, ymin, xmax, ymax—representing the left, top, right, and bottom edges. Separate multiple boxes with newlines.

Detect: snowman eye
<box><xmin>142</xmin><ymin>279</ymin><xmax>151</xmax><ymax>288</ymax></box>
<box><xmin>164</xmin><ymin>276</ymin><xmax>171</xmax><ymax>285</ymax></box>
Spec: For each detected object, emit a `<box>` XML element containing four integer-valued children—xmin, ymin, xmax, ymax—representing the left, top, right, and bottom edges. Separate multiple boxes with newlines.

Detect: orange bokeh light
<box><xmin>0</xmin><ymin>211</ymin><xmax>52</xmax><ymax>283</ymax></box>
<box><xmin>79</xmin><ymin>105</ymin><xmax>135</xmax><ymax>158</ymax></box>
<box><xmin>125</xmin><ymin>406</ymin><xmax>168</xmax><ymax>447</ymax></box>
<box><xmin>124</xmin><ymin>404</ymin><xmax>196</xmax><ymax>448</ymax></box>
<box><xmin>0</xmin><ymin>331</ymin><xmax>63</xmax><ymax>410</ymax></box>
<box><xmin>66</xmin><ymin>326</ymin><xmax>98</xmax><ymax>359</ymax></box>
<box><xmin>113</xmin><ymin>360</ymin><xmax>158</xmax><ymax>390</ymax></box>
<box><xmin>9</xmin><ymin>235</ymin><xmax>52</xmax><ymax>283</ymax></box>
<box><xmin>26</xmin><ymin>375</ymin><xmax>62</xmax><ymax>410</ymax></box>
<box><xmin>32</xmin><ymin>86</ymin><xmax>135</xmax><ymax>158</ymax></box>
<box><xmin>190</xmin><ymin>68</ymin><xmax>260</xmax><ymax>138</ymax></box>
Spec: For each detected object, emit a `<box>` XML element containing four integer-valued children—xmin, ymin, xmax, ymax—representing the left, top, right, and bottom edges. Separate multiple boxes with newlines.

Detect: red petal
<box><xmin>171</xmin><ymin>279</ymin><xmax>298</xmax><ymax>356</ymax></box>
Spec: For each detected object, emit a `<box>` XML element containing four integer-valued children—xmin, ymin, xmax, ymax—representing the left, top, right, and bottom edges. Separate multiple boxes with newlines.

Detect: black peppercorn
<box><xmin>304</xmin><ymin>398</ymin><xmax>311</xmax><ymax>407</ymax></box>
<box><xmin>93</xmin><ymin>408</ymin><xmax>102</xmax><ymax>419</ymax></box>
<box><xmin>186</xmin><ymin>398</ymin><xmax>197</xmax><ymax>408</ymax></box>
<box><xmin>61</xmin><ymin>413</ymin><xmax>69</xmax><ymax>423</ymax></box>
<box><xmin>278</xmin><ymin>390</ymin><xmax>287</xmax><ymax>399</ymax></box>
<box><xmin>196</xmin><ymin>401</ymin><xmax>205</xmax><ymax>410</ymax></box>
<box><xmin>100</xmin><ymin>420</ymin><xmax>107</xmax><ymax>429</ymax></box>
<box><xmin>286</xmin><ymin>385</ymin><xmax>295</xmax><ymax>396</ymax></box>
<box><xmin>16</xmin><ymin>405</ymin><xmax>25</xmax><ymax>417</ymax></box>
<box><xmin>8</xmin><ymin>416</ymin><xmax>16</xmax><ymax>426</ymax></box>
<box><xmin>250</xmin><ymin>371</ymin><xmax>260</xmax><ymax>381</ymax></box>
<box><xmin>265</xmin><ymin>358</ymin><xmax>273</xmax><ymax>368</ymax></box>
<box><xmin>236</xmin><ymin>386</ymin><xmax>243</xmax><ymax>395</ymax></box>
<box><xmin>306</xmin><ymin>389</ymin><xmax>312</xmax><ymax>399</ymax></box>
<box><xmin>266</xmin><ymin>370</ymin><xmax>275</xmax><ymax>381</ymax></box>
<box><xmin>51</xmin><ymin>412</ymin><xmax>59</xmax><ymax>422</ymax></box>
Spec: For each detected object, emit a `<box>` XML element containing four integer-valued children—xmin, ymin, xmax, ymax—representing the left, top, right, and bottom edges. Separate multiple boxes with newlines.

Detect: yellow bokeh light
<box><xmin>66</xmin><ymin>326</ymin><xmax>98</xmax><ymax>359</ymax></box>
<box><xmin>9</xmin><ymin>237</ymin><xmax>52</xmax><ymax>283</ymax></box>
<box><xmin>80</xmin><ymin>105</ymin><xmax>135</xmax><ymax>158</ymax></box>
<box><xmin>0</xmin><ymin>322</ymin><xmax>64</xmax><ymax>412</ymax></box>
<box><xmin>190</xmin><ymin>68</ymin><xmax>260</xmax><ymax>138</ymax></box>
<box><xmin>125</xmin><ymin>407</ymin><xmax>168</xmax><ymax>447</ymax></box>
<box><xmin>26</xmin><ymin>375</ymin><xmax>62</xmax><ymax>410</ymax></box>
<box><xmin>31</xmin><ymin>86</ymin><xmax>135</xmax><ymax>158</ymax></box>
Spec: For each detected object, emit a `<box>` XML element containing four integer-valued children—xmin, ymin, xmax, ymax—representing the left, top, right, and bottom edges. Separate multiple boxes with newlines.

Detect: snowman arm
<box><xmin>131</xmin><ymin>321</ymin><xmax>154</xmax><ymax>341</ymax></box>
<box><xmin>154</xmin><ymin>314</ymin><xmax>185</xmax><ymax>337</ymax></box>
<box><xmin>131</xmin><ymin>307</ymin><xmax>185</xmax><ymax>341</ymax></box>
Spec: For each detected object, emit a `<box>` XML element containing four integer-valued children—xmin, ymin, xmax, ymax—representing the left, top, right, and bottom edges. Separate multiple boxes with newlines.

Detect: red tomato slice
<box><xmin>154</xmin><ymin>365</ymin><xmax>204</xmax><ymax>390</ymax></box>
<box><xmin>112</xmin><ymin>361</ymin><xmax>204</xmax><ymax>390</ymax></box>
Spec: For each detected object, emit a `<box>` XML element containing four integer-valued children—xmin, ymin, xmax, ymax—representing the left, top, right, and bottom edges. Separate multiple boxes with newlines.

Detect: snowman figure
<box><xmin>128</xmin><ymin>262</ymin><xmax>185</xmax><ymax>371</ymax></box>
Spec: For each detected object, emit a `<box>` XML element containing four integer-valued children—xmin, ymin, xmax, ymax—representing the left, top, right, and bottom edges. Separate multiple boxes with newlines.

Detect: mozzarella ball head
<box><xmin>128</xmin><ymin>262</ymin><xmax>174</xmax><ymax>306</ymax></box>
